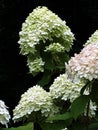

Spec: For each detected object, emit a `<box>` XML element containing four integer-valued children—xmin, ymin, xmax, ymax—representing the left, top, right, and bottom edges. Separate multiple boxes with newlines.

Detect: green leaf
<box><xmin>58</xmin><ymin>52</ymin><xmax>70</xmax><ymax>63</ymax></box>
<box><xmin>47</xmin><ymin>112</ymin><xmax>72</xmax><ymax>121</ymax></box>
<box><xmin>1</xmin><ymin>122</ymin><xmax>34</xmax><ymax>130</ymax></box>
<box><xmin>90</xmin><ymin>80</ymin><xmax>98</xmax><ymax>105</ymax></box>
<box><xmin>38</xmin><ymin>70</ymin><xmax>51</xmax><ymax>86</ymax></box>
<box><xmin>71</xmin><ymin>95</ymin><xmax>90</xmax><ymax>119</ymax></box>
<box><xmin>91</xmin><ymin>80</ymin><xmax>98</xmax><ymax>98</ymax></box>
<box><xmin>43</xmin><ymin>53</ymin><xmax>55</xmax><ymax>71</ymax></box>
<box><xmin>39</xmin><ymin>121</ymin><xmax>67</xmax><ymax>130</ymax></box>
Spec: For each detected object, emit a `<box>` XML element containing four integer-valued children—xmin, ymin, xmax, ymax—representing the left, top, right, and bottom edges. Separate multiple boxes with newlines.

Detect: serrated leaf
<box><xmin>71</xmin><ymin>95</ymin><xmax>90</xmax><ymax>119</ymax></box>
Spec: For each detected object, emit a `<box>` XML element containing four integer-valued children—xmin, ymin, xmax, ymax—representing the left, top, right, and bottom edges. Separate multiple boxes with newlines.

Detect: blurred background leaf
<box><xmin>1</xmin><ymin>122</ymin><xmax>33</xmax><ymax>130</ymax></box>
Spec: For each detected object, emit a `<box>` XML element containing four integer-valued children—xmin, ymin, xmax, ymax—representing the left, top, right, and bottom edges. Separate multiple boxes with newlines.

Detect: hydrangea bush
<box><xmin>12</xmin><ymin>27</ymin><xmax>98</xmax><ymax>129</ymax></box>
<box><xmin>18</xmin><ymin>6</ymin><xmax>75</xmax><ymax>78</ymax></box>
<box><xmin>1</xmin><ymin>6</ymin><xmax>98</xmax><ymax>130</ymax></box>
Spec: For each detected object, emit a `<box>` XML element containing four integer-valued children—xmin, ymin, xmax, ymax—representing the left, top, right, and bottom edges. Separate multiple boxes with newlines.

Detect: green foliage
<box><xmin>47</xmin><ymin>112</ymin><xmax>72</xmax><ymax>121</ymax></box>
<box><xmin>91</xmin><ymin>80</ymin><xmax>98</xmax><ymax>105</ymax></box>
<box><xmin>70</xmin><ymin>95</ymin><xmax>90</xmax><ymax>119</ymax></box>
<box><xmin>39</xmin><ymin>121</ymin><xmax>67</xmax><ymax>130</ymax></box>
<box><xmin>38</xmin><ymin>70</ymin><xmax>52</xmax><ymax>86</ymax></box>
<box><xmin>0</xmin><ymin>122</ymin><xmax>33</xmax><ymax>130</ymax></box>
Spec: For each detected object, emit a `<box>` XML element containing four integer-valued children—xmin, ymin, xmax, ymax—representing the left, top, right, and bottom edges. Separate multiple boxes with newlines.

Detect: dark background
<box><xmin>0</xmin><ymin>0</ymin><xmax>98</xmax><ymax>122</ymax></box>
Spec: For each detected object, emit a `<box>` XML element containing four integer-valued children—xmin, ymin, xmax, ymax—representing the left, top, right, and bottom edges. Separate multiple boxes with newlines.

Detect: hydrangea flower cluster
<box><xmin>27</xmin><ymin>57</ymin><xmax>45</xmax><ymax>74</ymax></box>
<box><xmin>0</xmin><ymin>100</ymin><xmax>11</xmax><ymax>128</ymax></box>
<box><xmin>50</xmin><ymin>74</ymin><xmax>84</xmax><ymax>102</ymax></box>
<box><xmin>44</xmin><ymin>42</ymin><xmax>65</xmax><ymax>53</ymax></box>
<box><xmin>18</xmin><ymin>6</ymin><xmax>75</xmax><ymax>75</ymax></box>
<box><xmin>66</xmin><ymin>42</ymin><xmax>98</xmax><ymax>81</ymax></box>
<box><xmin>84</xmin><ymin>30</ymin><xmax>98</xmax><ymax>46</ymax></box>
<box><xmin>13</xmin><ymin>85</ymin><xmax>59</xmax><ymax>122</ymax></box>
<box><xmin>50</xmin><ymin>73</ymin><xmax>97</xmax><ymax>118</ymax></box>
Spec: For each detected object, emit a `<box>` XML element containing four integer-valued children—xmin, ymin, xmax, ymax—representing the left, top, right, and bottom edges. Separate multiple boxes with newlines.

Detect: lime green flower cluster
<box><xmin>44</xmin><ymin>42</ymin><xmax>65</xmax><ymax>53</ymax></box>
<box><xmin>27</xmin><ymin>57</ymin><xmax>45</xmax><ymax>74</ymax></box>
<box><xmin>50</xmin><ymin>74</ymin><xmax>84</xmax><ymax>102</ymax></box>
<box><xmin>13</xmin><ymin>85</ymin><xmax>59</xmax><ymax>122</ymax></box>
<box><xmin>0</xmin><ymin>100</ymin><xmax>11</xmax><ymax>128</ymax></box>
<box><xmin>50</xmin><ymin>73</ymin><xmax>97</xmax><ymax>117</ymax></box>
<box><xmin>18</xmin><ymin>6</ymin><xmax>75</xmax><ymax>75</ymax></box>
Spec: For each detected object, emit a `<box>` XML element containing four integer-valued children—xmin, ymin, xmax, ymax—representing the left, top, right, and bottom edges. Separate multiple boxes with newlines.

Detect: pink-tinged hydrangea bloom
<box><xmin>0</xmin><ymin>100</ymin><xmax>11</xmax><ymax>128</ymax></box>
<box><xmin>84</xmin><ymin>30</ymin><xmax>98</xmax><ymax>46</ymax></box>
<box><xmin>66</xmin><ymin>42</ymin><xmax>98</xmax><ymax>81</ymax></box>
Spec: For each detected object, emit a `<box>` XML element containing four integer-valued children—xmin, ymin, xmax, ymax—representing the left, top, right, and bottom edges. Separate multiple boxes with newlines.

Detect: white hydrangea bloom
<box><xmin>13</xmin><ymin>85</ymin><xmax>59</xmax><ymax>122</ymax></box>
<box><xmin>84</xmin><ymin>30</ymin><xmax>98</xmax><ymax>46</ymax></box>
<box><xmin>66</xmin><ymin>42</ymin><xmax>98</xmax><ymax>81</ymax></box>
<box><xmin>89</xmin><ymin>101</ymin><xmax>97</xmax><ymax>117</ymax></box>
<box><xmin>18</xmin><ymin>6</ymin><xmax>74</xmax><ymax>55</ymax></box>
<box><xmin>27</xmin><ymin>57</ymin><xmax>45</xmax><ymax>74</ymax></box>
<box><xmin>18</xmin><ymin>6</ymin><xmax>75</xmax><ymax>75</ymax></box>
<box><xmin>50</xmin><ymin>74</ymin><xmax>84</xmax><ymax>102</ymax></box>
<box><xmin>44</xmin><ymin>43</ymin><xmax>65</xmax><ymax>53</ymax></box>
<box><xmin>0</xmin><ymin>100</ymin><xmax>11</xmax><ymax>128</ymax></box>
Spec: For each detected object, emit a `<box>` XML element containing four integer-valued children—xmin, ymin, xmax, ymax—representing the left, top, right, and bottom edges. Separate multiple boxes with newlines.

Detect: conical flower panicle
<box><xmin>66</xmin><ymin>42</ymin><xmax>98</xmax><ymax>81</ymax></box>
<box><xmin>13</xmin><ymin>85</ymin><xmax>59</xmax><ymax>122</ymax></box>
<box><xmin>50</xmin><ymin>74</ymin><xmax>84</xmax><ymax>102</ymax></box>
<box><xmin>18</xmin><ymin>6</ymin><xmax>75</xmax><ymax>75</ymax></box>
<box><xmin>84</xmin><ymin>30</ymin><xmax>98</xmax><ymax>46</ymax></box>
